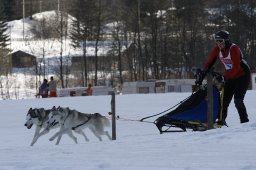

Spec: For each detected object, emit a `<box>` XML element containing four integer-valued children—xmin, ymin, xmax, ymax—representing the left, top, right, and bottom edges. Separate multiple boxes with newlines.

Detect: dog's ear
<box><xmin>27</xmin><ymin>108</ymin><xmax>32</xmax><ymax>115</ymax></box>
<box><xmin>52</xmin><ymin>106</ymin><xmax>56</xmax><ymax>110</ymax></box>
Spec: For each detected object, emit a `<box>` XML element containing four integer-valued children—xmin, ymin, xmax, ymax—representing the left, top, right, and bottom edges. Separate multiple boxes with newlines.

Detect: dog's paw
<box><xmin>49</xmin><ymin>137</ymin><xmax>54</xmax><ymax>141</ymax></box>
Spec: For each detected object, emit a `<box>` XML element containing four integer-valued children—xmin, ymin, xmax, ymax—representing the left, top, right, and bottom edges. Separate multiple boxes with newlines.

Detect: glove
<box><xmin>195</xmin><ymin>69</ymin><xmax>206</xmax><ymax>85</ymax></box>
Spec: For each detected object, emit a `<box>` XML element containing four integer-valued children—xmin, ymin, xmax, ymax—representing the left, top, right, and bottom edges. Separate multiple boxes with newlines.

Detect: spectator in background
<box><xmin>84</xmin><ymin>84</ymin><xmax>93</xmax><ymax>96</ymax></box>
<box><xmin>48</xmin><ymin>76</ymin><xmax>57</xmax><ymax>97</ymax></box>
<box><xmin>39</xmin><ymin>79</ymin><xmax>48</xmax><ymax>98</ymax></box>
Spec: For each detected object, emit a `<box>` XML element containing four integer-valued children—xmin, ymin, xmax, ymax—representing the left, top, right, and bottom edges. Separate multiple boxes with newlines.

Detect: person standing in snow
<box><xmin>84</xmin><ymin>84</ymin><xmax>93</xmax><ymax>96</ymax></box>
<box><xmin>39</xmin><ymin>79</ymin><xmax>49</xmax><ymax>98</ymax></box>
<box><xmin>196</xmin><ymin>30</ymin><xmax>251</xmax><ymax>125</ymax></box>
<box><xmin>48</xmin><ymin>76</ymin><xmax>57</xmax><ymax>97</ymax></box>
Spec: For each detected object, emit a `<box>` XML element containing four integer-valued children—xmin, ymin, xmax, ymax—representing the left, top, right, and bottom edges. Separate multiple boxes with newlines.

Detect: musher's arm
<box><xmin>203</xmin><ymin>47</ymin><xmax>219</xmax><ymax>72</ymax></box>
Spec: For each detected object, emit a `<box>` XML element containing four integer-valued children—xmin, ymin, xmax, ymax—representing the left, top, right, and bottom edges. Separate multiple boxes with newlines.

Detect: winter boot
<box><xmin>215</xmin><ymin>119</ymin><xmax>228</xmax><ymax>127</ymax></box>
<box><xmin>240</xmin><ymin>117</ymin><xmax>249</xmax><ymax>123</ymax></box>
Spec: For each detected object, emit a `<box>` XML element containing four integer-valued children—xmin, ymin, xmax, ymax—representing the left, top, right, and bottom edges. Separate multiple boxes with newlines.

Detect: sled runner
<box><xmin>154</xmin><ymin>84</ymin><xmax>221</xmax><ymax>133</ymax></box>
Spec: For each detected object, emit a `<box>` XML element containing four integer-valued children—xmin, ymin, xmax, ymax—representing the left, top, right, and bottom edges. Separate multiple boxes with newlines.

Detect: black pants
<box><xmin>221</xmin><ymin>73</ymin><xmax>250</xmax><ymax>122</ymax></box>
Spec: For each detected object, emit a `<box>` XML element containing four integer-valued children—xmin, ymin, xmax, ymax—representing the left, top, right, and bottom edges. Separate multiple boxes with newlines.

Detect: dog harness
<box><xmin>72</xmin><ymin>114</ymin><xmax>92</xmax><ymax>130</ymax></box>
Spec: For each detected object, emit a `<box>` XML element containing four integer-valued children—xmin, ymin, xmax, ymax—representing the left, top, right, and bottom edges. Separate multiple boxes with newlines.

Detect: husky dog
<box><xmin>25</xmin><ymin>108</ymin><xmax>57</xmax><ymax>146</ymax></box>
<box><xmin>47</xmin><ymin>106</ymin><xmax>111</xmax><ymax>145</ymax></box>
<box><xmin>24</xmin><ymin>107</ymin><xmax>89</xmax><ymax>146</ymax></box>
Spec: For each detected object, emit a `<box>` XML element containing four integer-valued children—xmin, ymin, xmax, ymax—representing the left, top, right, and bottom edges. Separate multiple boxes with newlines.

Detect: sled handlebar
<box><xmin>195</xmin><ymin>68</ymin><xmax>224</xmax><ymax>86</ymax></box>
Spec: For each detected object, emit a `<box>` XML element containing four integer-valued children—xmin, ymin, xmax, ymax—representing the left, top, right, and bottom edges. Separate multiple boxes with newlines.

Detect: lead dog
<box><xmin>47</xmin><ymin>106</ymin><xmax>111</xmax><ymax>145</ymax></box>
<box><xmin>25</xmin><ymin>108</ymin><xmax>57</xmax><ymax>146</ymax></box>
<box><xmin>24</xmin><ymin>107</ymin><xmax>89</xmax><ymax>146</ymax></box>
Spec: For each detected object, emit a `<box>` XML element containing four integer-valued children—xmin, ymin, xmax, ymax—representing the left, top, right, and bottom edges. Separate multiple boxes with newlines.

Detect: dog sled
<box><xmin>141</xmin><ymin>70</ymin><xmax>224</xmax><ymax>133</ymax></box>
<box><xmin>154</xmin><ymin>84</ymin><xmax>221</xmax><ymax>133</ymax></box>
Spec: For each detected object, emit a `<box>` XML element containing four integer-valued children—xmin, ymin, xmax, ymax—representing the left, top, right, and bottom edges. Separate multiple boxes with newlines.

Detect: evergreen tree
<box><xmin>3</xmin><ymin>0</ymin><xmax>15</xmax><ymax>21</ymax></box>
<box><xmin>0</xmin><ymin>0</ymin><xmax>10</xmax><ymax>75</ymax></box>
<box><xmin>70</xmin><ymin>0</ymin><xmax>97</xmax><ymax>86</ymax></box>
<box><xmin>0</xmin><ymin>0</ymin><xmax>10</xmax><ymax>50</ymax></box>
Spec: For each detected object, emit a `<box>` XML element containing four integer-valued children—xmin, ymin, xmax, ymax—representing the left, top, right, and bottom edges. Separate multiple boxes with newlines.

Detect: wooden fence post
<box><xmin>111</xmin><ymin>92</ymin><xmax>116</xmax><ymax>140</ymax></box>
<box><xmin>207</xmin><ymin>70</ymin><xmax>214</xmax><ymax>129</ymax></box>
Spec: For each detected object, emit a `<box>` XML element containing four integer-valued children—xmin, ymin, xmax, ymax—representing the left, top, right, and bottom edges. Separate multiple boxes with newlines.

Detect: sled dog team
<box><xmin>24</xmin><ymin>106</ymin><xmax>111</xmax><ymax>146</ymax></box>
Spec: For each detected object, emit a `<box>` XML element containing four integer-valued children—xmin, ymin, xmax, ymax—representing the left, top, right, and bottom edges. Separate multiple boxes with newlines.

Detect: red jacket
<box><xmin>203</xmin><ymin>43</ymin><xmax>245</xmax><ymax>80</ymax></box>
<box><xmin>85</xmin><ymin>87</ymin><xmax>93</xmax><ymax>96</ymax></box>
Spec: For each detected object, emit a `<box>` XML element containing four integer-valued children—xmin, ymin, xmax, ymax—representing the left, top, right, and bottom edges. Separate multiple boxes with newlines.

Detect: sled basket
<box><xmin>155</xmin><ymin>85</ymin><xmax>220</xmax><ymax>133</ymax></box>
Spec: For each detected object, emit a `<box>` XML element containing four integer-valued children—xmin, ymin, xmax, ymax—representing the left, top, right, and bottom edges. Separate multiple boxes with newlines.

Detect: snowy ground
<box><xmin>0</xmin><ymin>91</ymin><xmax>256</xmax><ymax>170</ymax></box>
